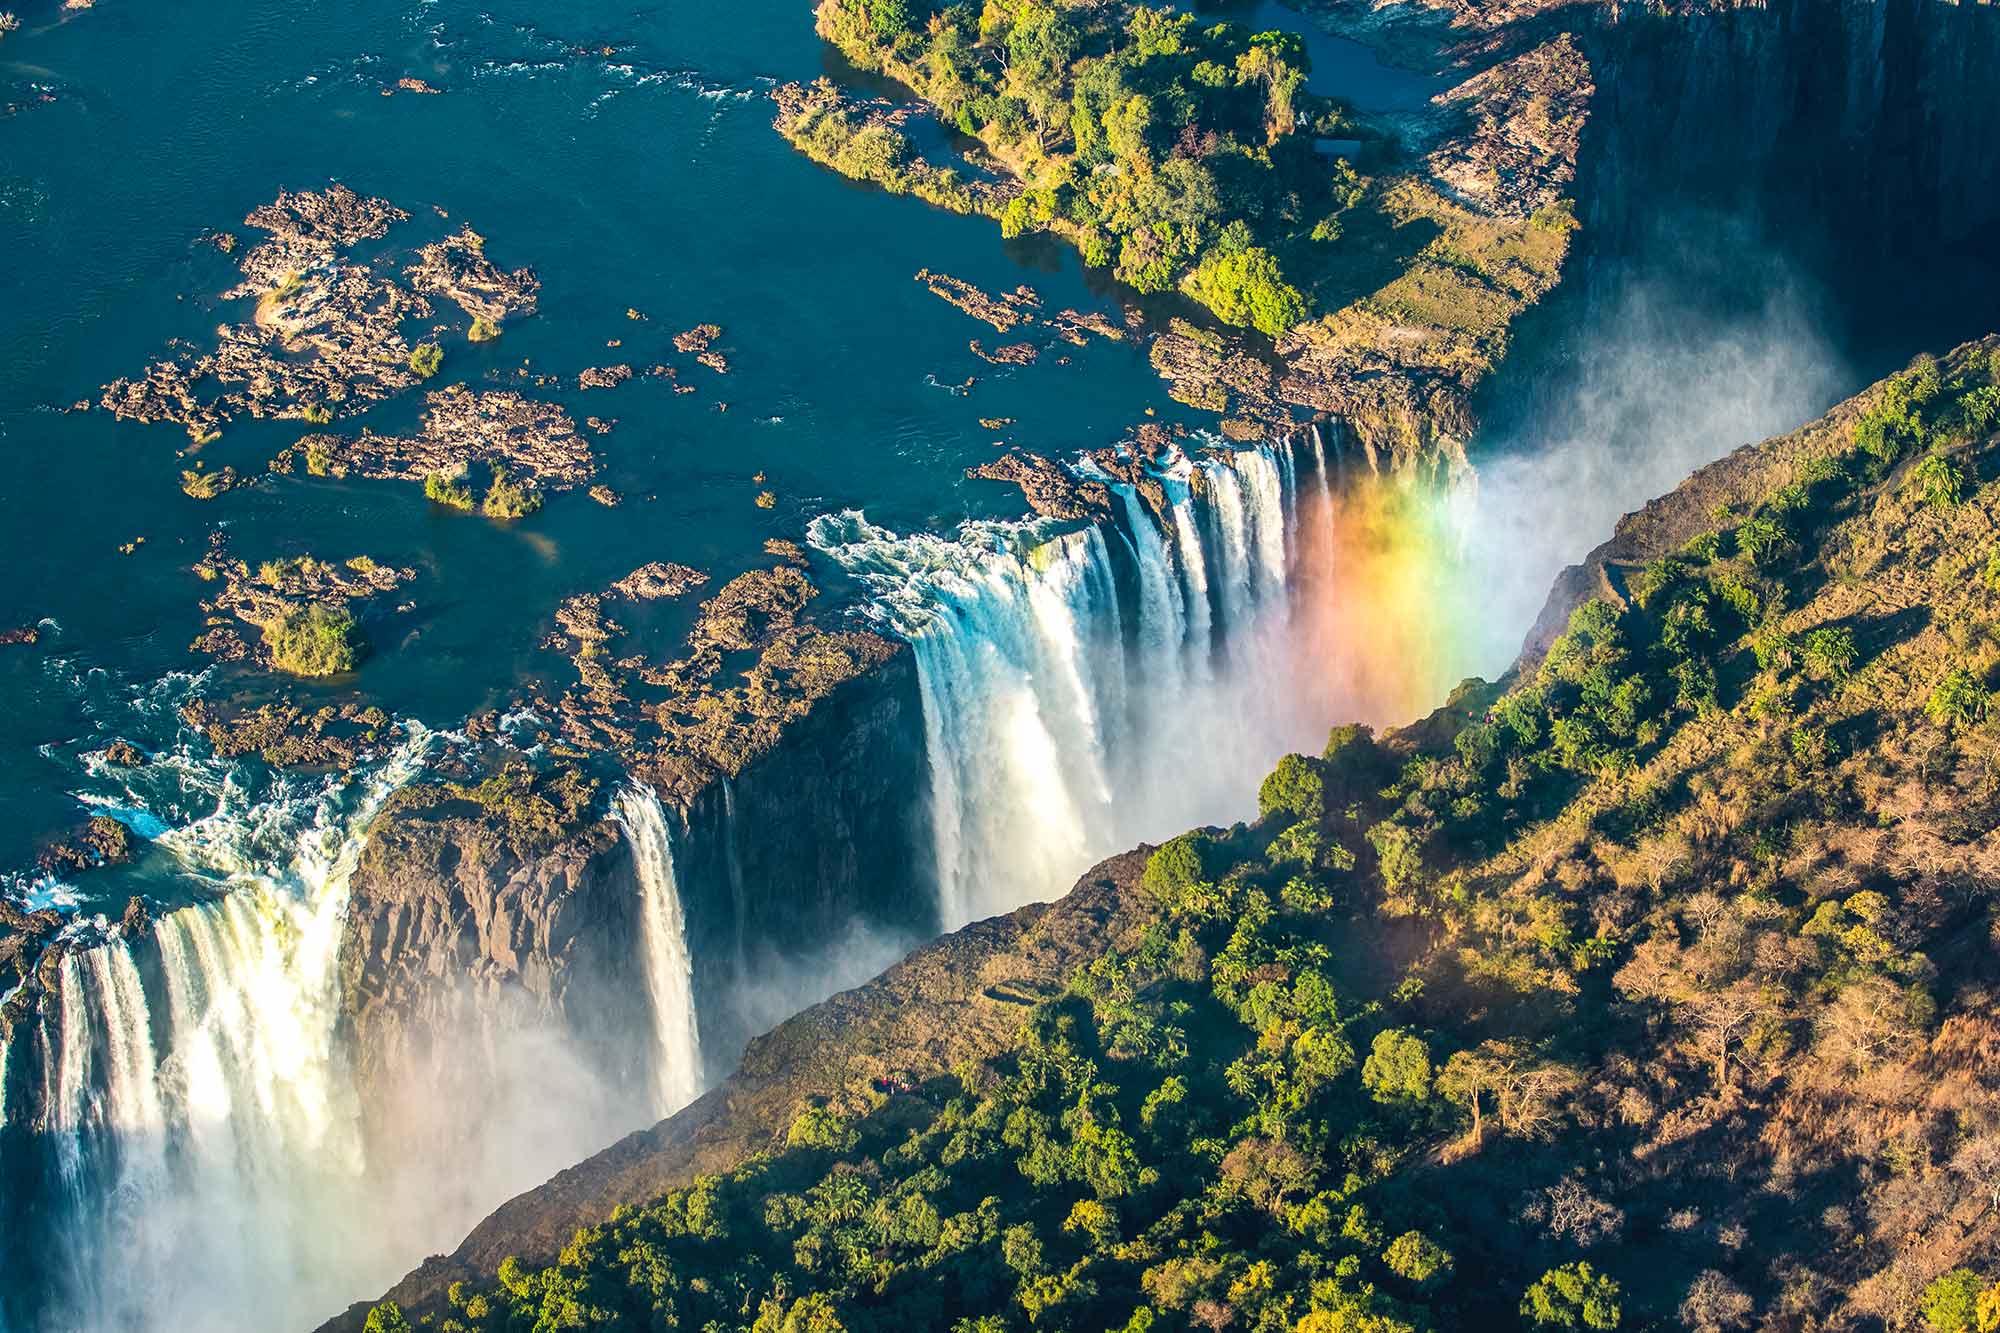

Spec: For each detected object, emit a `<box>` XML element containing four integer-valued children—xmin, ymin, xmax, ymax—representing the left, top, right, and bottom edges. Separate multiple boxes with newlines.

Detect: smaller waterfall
<box><xmin>612</xmin><ymin>786</ymin><xmax>704</xmax><ymax>1117</ymax></box>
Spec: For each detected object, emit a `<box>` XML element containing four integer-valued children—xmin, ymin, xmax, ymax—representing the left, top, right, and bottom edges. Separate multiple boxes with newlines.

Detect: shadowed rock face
<box><xmin>323</xmin><ymin>847</ymin><xmax>1157</xmax><ymax>1331</ymax></box>
<box><xmin>337</xmin><ymin>794</ymin><xmax>655</xmax><ymax>1163</ymax></box>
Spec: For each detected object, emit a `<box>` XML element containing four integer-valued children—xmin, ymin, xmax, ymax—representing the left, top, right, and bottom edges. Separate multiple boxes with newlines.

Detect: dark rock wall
<box><xmin>337</xmin><ymin>808</ymin><xmax>653</xmax><ymax>1156</ymax></box>
<box><xmin>671</xmin><ymin>644</ymin><xmax>937</xmax><ymax>1069</ymax></box>
<box><xmin>1578</xmin><ymin>0</ymin><xmax>2000</xmax><ymax>324</ymax></box>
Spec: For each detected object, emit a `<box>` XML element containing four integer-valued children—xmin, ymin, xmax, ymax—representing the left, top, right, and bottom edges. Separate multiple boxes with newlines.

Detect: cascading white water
<box><xmin>17</xmin><ymin>728</ymin><xmax>441</xmax><ymax>1333</ymax></box>
<box><xmin>812</xmin><ymin>437</ymin><xmax>1330</xmax><ymax>929</ymax></box>
<box><xmin>611</xmin><ymin>786</ymin><xmax>704</xmax><ymax>1117</ymax></box>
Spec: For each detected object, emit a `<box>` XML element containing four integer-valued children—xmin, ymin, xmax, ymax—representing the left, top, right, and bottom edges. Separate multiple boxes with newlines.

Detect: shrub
<box><xmin>468</xmin><ymin>316</ymin><xmax>502</xmax><ymax>342</ymax></box>
<box><xmin>1910</xmin><ymin>453</ymin><xmax>1969</xmax><ymax>507</ymax></box>
<box><xmin>1257</xmin><ymin>753</ymin><xmax>1324</xmax><ymax>823</ymax></box>
<box><xmin>1522</xmin><ymin>1262</ymin><xmax>1622</xmax><ymax>1330</ymax></box>
<box><xmin>1926</xmin><ymin>667</ymin><xmax>1989</xmax><ymax>729</ymax></box>
<box><xmin>482</xmin><ymin>465</ymin><xmax>543</xmax><ymax>519</ymax></box>
<box><xmin>262</xmin><ymin>603</ymin><xmax>362</xmax><ymax>676</ymax></box>
<box><xmin>1801</xmin><ymin>627</ymin><xmax>1857</xmax><ymax>682</ymax></box>
<box><xmin>425</xmin><ymin>471</ymin><xmax>476</xmax><ymax>510</ymax></box>
<box><xmin>408</xmin><ymin>342</ymin><xmax>444</xmax><ymax>378</ymax></box>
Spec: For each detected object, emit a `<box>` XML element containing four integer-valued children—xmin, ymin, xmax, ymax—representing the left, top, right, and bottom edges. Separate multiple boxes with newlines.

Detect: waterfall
<box><xmin>612</xmin><ymin>786</ymin><xmax>704</xmax><ymax>1118</ymax></box>
<box><xmin>812</xmin><ymin>436</ymin><xmax>1326</xmax><ymax>929</ymax></box>
<box><xmin>10</xmin><ymin>727</ymin><xmax>438</xmax><ymax>1333</ymax></box>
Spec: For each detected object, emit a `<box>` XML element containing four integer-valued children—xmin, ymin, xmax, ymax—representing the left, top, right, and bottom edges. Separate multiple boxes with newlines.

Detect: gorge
<box><xmin>0</xmin><ymin>0</ymin><xmax>1997</xmax><ymax>1330</ymax></box>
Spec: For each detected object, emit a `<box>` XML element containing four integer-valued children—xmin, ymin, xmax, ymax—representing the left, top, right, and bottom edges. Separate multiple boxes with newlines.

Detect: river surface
<box><xmin>0</xmin><ymin>5</ymin><xmax>1454</xmax><ymax>1328</ymax></box>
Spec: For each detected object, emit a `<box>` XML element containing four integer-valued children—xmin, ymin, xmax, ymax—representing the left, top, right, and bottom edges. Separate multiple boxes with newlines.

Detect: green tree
<box><xmin>1361</xmin><ymin>1029</ymin><xmax>1432</xmax><ymax>1106</ymax></box>
<box><xmin>363</xmin><ymin>1302</ymin><xmax>413</xmax><ymax>1333</ymax></box>
<box><xmin>1382</xmin><ymin>1231</ymin><xmax>1453</xmax><ymax>1290</ymax></box>
<box><xmin>1182</xmin><ymin>245</ymin><xmax>1307</xmax><ymax>336</ymax></box>
<box><xmin>408</xmin><ymin>341</ymin><xmax>444</xmax><ymax>378</ymax></box>
<box><xmin>1522</xmin><ymin>1262</ymin><xmax>1623</xmax><ymax>1330</ymax></box>
<box><xmin>1258</xmin><ymin>753</ymin><xmax>1326</xmax><ymax>822</ymax></box>
<box><xmin>1921</xmin><ymin>1269</ymin><xmax>1986</xmax><ymax>1333</ymax></box>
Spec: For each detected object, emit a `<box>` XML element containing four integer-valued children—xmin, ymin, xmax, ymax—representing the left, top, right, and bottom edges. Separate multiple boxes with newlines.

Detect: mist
<box><xmin>1442</xmin><ymin>216</ymin><xmax>1851</xmax><ymax>681</ymax></box>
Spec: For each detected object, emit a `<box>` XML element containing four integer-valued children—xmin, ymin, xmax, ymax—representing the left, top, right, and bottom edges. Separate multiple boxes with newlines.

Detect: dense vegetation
<box><xmin>370</xmin><ymin>342</ymin><xmax>2000</xmax><ymax>1332</ymax></box>
<box><xmin>804</xmin><ymin>0</ymin><xmax>1374</xmax><ymax>336</ymax></box>
<box><xmin>262</xmin><ymin>602</ymin><xmax>362</xmax><ymax>676</ymax></box>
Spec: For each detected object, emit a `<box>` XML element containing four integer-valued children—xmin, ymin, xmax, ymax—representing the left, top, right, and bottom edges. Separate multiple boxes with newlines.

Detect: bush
<box><xmin>1926</xmin><ymin>667</ymin><xmax>1989</xmax><ymax>729</ymax></box>
<box><xmin>481</xmin><ymin>465</ymin><xmax>543</xmax><ymax>519</ymax></box>
<box><xmin>425</xmin><ymin>471</ymin><xmax>476</xmax><ymax>510</ymax></box>
<box><xmin>468</xmin><ymin>316</ymin><xmax>502</xmax><ymax>342</ymax></box>
<box><xmin>262</xmin><ymin>603</ymin><xmax>362</xmax><ymax>676</ymax></box>
<box><xmin>1257</xmin><ymin>753</ymin><xmax>1325</xmax><ymax>823</ymax></box>
<box><xmin>1910</xmin><ymin>453</ymin><xmax>1969</xmax><ymax>508</ymax></box>
<box><xmin>408</xmin><ymin>342</ymin><xmax>444</xmax><ymax>378</ymax></box>
<box><xmin>1522</xmin><ymin>1262</ymin><xmax>1622</xmax><ymax>1330</ymax></box>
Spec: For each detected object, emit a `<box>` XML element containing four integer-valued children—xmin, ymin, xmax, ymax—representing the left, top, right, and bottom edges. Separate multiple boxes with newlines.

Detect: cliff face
<box><xmin>327</xmin><ymin>847</ymin><xmax>1156</xmax><ymax>1330</ymax></box>
<box><xmin>669</xmin><ymin>645</ymin><xmax>936</xmax><ymax>1060</ymax></box>
<box><xmin>335</xmin><ymin>645</ymin><xmax>937</xmax><ymax>1137</ymax></box>
<box><xmin>337</xmin><ymin>793</ymin><xmax>653</xmax><ymax>1157</ymax></box>
<box><xmin>1579</xmin><ymin>0</ymin><xmax>2000</xmax><ymax>258</ymax></box>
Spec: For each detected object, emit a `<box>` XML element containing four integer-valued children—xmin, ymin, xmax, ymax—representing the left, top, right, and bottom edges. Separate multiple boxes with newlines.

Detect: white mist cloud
<box><xmin>1445</xmin><ymin>216</ymin><xmax>1850</xmax><ymax>679</ymax></box>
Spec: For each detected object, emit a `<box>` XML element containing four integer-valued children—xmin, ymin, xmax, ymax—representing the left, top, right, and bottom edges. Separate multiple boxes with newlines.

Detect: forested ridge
<box><xmin>371</xmin><ymin>341</ymin><xmax>2000</xmax><ymax>1332</ymax></box>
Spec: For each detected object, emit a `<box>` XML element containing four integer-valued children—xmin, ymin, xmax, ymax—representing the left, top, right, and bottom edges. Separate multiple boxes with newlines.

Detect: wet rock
<box><xmin>576</xmin><ymin>364</ymin><xmax>632</xmax><ymax>391</ymax></box>
<box><xmin>178</xmin><ymin>465</ymin><xmax>237</xmax><ymax>499</ymax></box>
<box><xmin>180</xmin><ymin>697</ymin><xmax>402</xmax><ymax>769</ymax></box>
<box><xmin>37</xmin><ymin>816</ymin><xmax>134</xmax><ymax>875</ymax></box>
<box><xmin>101</xmin><ymin>186</ymin><xmax>536</xmax><ymax>444</ymax></box>
<box><xmin>671</xmin><ymin>323</ymin><xmax>722</xmax><ymax>355</ymax></box>
<box><xmin>274</xmin><ymin>388</ymin><xmax>593</xmax><ymax>493</ymax></box>
<box><xmin>608</xmin><ymin>562</ymin><xmax>709</xmax><ymax>602</ymax></box>
<box><xmin>913</xmin><ymin>269</ymin><xmax>1038</xmax><ymax>331</ymax></box>
<box><xmin>101</xmin><ymin>739</ymin><xmax>145</xmax><ymax>766</ymax></box>
<box><xmin>403</xmin><ymin>224</ymin><xmax>539</xmax><ymax>324</ymax></box>
<box><xmin>969</xmin><ymin>339</ymin><xmax>1037</xmax><ymax>366</ymax></box>
<box><xmin>1047</xmin><ymin>308</ymin><xmax>1125</xmax><ymax>345</ymax></box>
<box><xmin>967</xmin><ymin>451</ymin><xmax>1113</xmax><ymax>521</ymax></box>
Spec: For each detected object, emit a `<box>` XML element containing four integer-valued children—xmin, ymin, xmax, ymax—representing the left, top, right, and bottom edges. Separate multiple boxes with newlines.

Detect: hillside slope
<box><xmin>350</xmin><ymin>341</ymin><xmax>2000</xmax><ymax>1331</ymax></box>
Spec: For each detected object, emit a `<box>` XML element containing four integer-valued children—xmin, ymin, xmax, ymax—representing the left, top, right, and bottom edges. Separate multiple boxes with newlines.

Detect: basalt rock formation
<box><xmin>337</xmin><ymin>771</ymin><xmax>652</xmax><ymax>1163</ymax></box>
